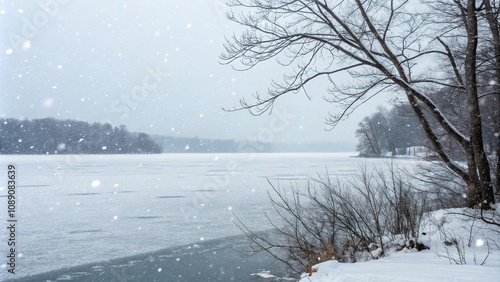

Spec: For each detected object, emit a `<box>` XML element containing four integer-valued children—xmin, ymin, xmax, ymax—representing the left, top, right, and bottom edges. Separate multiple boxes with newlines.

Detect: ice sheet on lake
<box><xmin>0</xmin><ymin>153</ymin><xmax>420</xmax><ymax>278</ymax></box>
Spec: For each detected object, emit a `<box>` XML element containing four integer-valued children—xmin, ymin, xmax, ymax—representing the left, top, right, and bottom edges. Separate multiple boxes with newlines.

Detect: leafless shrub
<box><xmin>235</xmin><ymin>163</ymin><xmax>429</xmax><ymax>274</ymax></box>
<box><xmin>436</xmin><ymin>229</ymin><xmax>468</xmax><ymax>265</ymax></box>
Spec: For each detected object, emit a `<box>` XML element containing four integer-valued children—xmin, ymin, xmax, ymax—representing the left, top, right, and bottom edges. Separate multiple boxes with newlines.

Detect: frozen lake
<box><xmin>0</xmin><ymin>153</ymin><xmax>420</xmax><ymax>280</ymax></box>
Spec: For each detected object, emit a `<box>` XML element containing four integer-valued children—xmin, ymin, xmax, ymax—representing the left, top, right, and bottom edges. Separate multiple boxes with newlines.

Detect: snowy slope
<box><xmin>301</xmin><ymin>208</ymin><xmax>500</xmax><ymax>282</ymax></box>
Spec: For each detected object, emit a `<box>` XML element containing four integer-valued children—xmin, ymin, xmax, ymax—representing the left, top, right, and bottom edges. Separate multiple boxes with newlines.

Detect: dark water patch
<box><xmin>68</xmin><ymin>229</ymin><xmax>103</xmax><ymax>234</ymax></box>
<box><xmin>111</xmin><ymin>190</ymin><xmax>135</xmax><ymax>194</ymax></box>
<box><xmin>125</xmin><ymin>216</ymin><xmax>164</xmax><ymax>220</ymax></box>
<box><xmin>189</xmin><ymin>189</ymin><xmax>221</xmax><ymax>192</ymax></box>
<box><xmin>65</xmin><ymin>192</ymin><xmax>101</xmax><ymax>196</ymax></box>
<box><xmin>156</xmin><ymin>195</ymin><xmax>185</xmax><ymax>199</ymax></box>
<box><xmin>14</xmin><ymin>234</ymin><xmax>295</xmax><ymax>282</ymax></box>
<box><xmin>274</xmin><ymin>177</ymin><xmax>308</xmax><ymax>181</ymax></box>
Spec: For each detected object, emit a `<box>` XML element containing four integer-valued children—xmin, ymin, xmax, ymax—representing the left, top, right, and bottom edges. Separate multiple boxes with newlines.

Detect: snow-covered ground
<box><xmin>0</xmin><ymin>153</ymin><xmax>419</xmax><ymax>280</ymax></box>
<box><xmin>301</xmin><ymin>208</ymin><xmax>500</xmax><ymax>282</ymax></box>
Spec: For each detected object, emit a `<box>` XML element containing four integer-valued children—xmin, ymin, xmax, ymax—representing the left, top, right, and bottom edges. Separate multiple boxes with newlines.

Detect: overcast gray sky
<box><xmin>1</xmin><ymin>0</ymin><xmax>390</xmax><ymax>146</ymax></box>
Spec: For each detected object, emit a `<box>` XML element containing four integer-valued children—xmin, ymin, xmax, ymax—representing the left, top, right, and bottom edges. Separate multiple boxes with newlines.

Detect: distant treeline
<box><xmin>0</xmin><ymin>117</ymin><xmax>353</xmax><ymax>155</ymax></box>
<box><xmin>151</xmin><ymin>135</ymin><xmax>354</xmax><ymax>153</ymax></box>
<box><xmin>150</xmin><ymin>135</ymin><xmax>234</xmax><ymax>153</ymax></box>
<box><xmin>0</xmin><ymin>118</ymin><xmax>162</xmax><ymax>154</ymax></box>
<box><xmin>355</xmin><ymin>102</ymin><xmax>498</xmax><ymax>158</ymax></box>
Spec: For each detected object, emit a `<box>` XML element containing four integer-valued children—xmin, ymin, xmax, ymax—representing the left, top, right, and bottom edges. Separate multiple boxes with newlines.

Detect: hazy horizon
<box><xmin>1</xmin><ymin>0</ymin><xmax>390</xmax><ymax>145</ymax></box>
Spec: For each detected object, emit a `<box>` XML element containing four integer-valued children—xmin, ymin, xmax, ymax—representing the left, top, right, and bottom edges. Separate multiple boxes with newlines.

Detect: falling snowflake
<box><xmin>476</xmin><ymin>239</ymin><xmax>484</xmax><ymax>247</ymax></box>
<box><xmin>43</xmin><ymin>97</ymin><xmax>54</xmax><ymax>107</ymax></box>
<box><xmin>22</xmin><ymin>41</ymin><xmax>31</xmax><ymax>50</ymax></box>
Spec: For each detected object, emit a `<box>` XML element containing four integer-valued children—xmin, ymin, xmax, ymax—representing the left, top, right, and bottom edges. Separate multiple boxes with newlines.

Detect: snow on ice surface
<box><xmin>251</xmin><ymin>270</ymin><xmax>277</xmax><ymax>279</ymax></box>
<box><xmin>0</xmin><ymin>153</ymin><xmax>419</xmax><ymax>279</ymax></box>
<box><xmin>251</xmin><ymin>269</ymin><xmax>297</xmax><ymax>280</ymax></box>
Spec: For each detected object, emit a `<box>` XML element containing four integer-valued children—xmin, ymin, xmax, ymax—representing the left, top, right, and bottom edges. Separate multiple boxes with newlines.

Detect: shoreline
<box><xmin>7</xmin><ymin>234</ymin><xmax>296</xmax><ymax>282</ymax></box>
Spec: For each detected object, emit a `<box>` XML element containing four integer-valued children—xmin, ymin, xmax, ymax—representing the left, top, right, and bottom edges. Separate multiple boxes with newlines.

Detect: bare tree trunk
<box><xmin>483</xmin><ymin>0</ymin><xmax>500</xmax><ymax>197</ymax></box>
<box><xmin>464</xmin><ymin>0</ymin><xmax>495</xmax><ymax>207</ymax></box>
<box><xmin>495</xmin><ymin>146</ymin><xmax>500</xmax><ymax>196</ymax></box>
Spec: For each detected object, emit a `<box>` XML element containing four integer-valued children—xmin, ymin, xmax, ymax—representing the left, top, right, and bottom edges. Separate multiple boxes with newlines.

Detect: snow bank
<box><xmin>300</xmin><ymin>208</ymin><xmax>500</xmax><ymax>282</ymax></box>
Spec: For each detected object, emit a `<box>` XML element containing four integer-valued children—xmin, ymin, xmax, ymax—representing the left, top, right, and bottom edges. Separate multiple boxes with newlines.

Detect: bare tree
<box><xmin>356</xmin><ymin>116</ymin><xmax>383</xmax><ymax>157</ymax></box>
<box><xmin>221</xmin><ymin>0</ymin><xmax>497</xmax><ymax>208</ymax></box>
